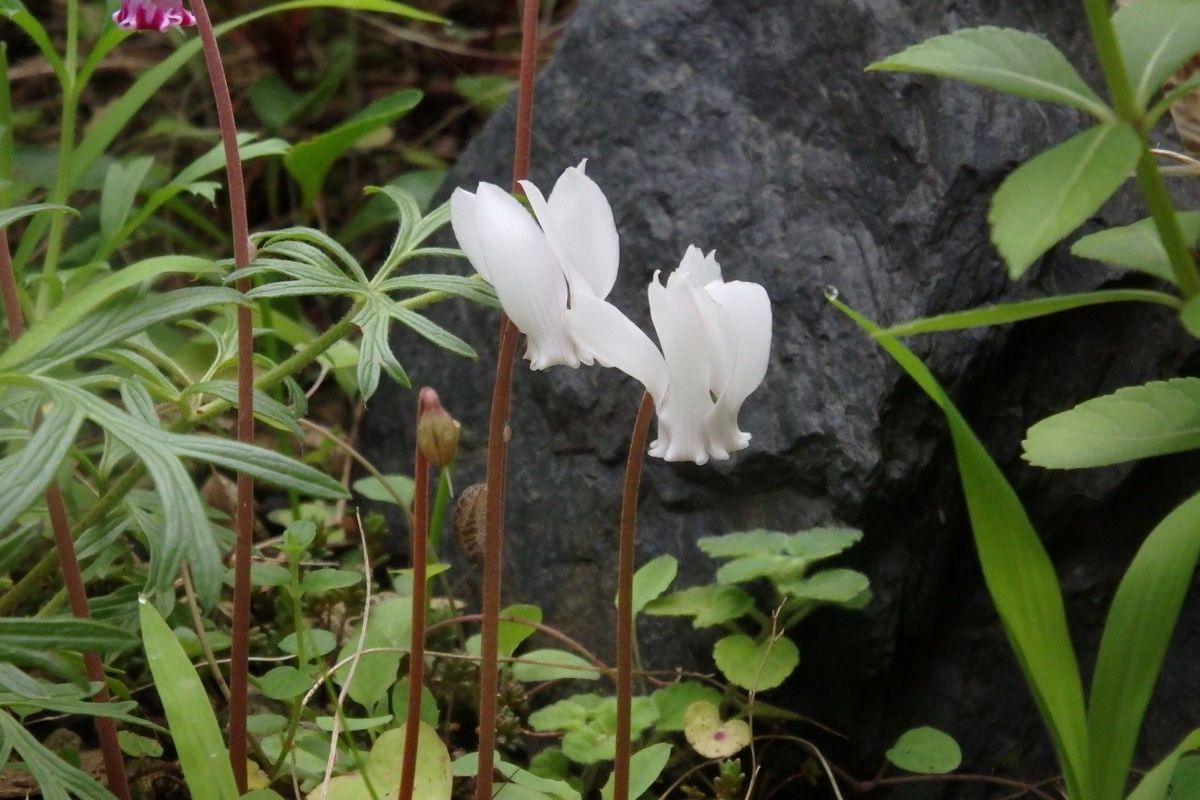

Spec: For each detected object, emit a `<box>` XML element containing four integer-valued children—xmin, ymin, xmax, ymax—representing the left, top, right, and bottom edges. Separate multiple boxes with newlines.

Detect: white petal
<box><xmin>677</xmin><ymin>245</ymin><xmax>722</xmax><ymax>286</ymax></box>
<box><xmin>450</xmin><ymin>187</ymin><xmax>491</xmax><ymax>283</ymax></box>
<box><xmin>705</xmin><ymin>280</ymin><xmax>772</xmax><ymax>451</ymax></box>
<box><xmin>647</xmin><ymin>270</ymin><xmax>722</xmax><ymax>464</ymax></box>
<box><xmin>470</xmin><ymin>183</ymin><xmax>577</xmax><ymax>369</ymax></box>
<box><xmin>563</xmin><ymin>294</ymin><xmax>667</xmax><ymax>401</ymax></box>
<box><xmin>521</xmin><ymin>162</ymin><xmax>619</xmax><ymax>300</ymax></box>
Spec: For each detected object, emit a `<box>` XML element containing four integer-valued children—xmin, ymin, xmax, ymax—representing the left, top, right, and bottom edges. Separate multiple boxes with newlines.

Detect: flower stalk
<box><xmin>0</xmin><ymin>227</ymin><xmax>132</xmax><ymax>800</ymax></box>
<box><xmin>398</xmin><ymin>389</ymin><xmax>436</xmax><ymax>800</ymax></box>
<box><xmin>473</xmin><ymin>2</ymin><xmax>539</xmax><ymax>798</ymax></box>
<box><xmin>614</xmin><ymin>392</ymin><xmax>655</xmax><ymax>800</ymax></box>
<box><xmin>188</xmin><ymin>0</ymin><xmax>256</xmax><ymax>789</ymax></box>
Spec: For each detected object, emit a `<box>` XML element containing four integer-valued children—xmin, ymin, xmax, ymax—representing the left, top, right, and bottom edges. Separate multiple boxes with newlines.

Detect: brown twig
<box><xmin>0</xmin><ymin>228</ymin><xmax>131</xmax><ymax>799</ymax></box>
<box><xmin>398</xmin><ymin>390</ymin><xmax>433</xmax><ymax>800</ymax></box>
<box><xmin>613</xmin><ymin>392</ymin><xmax>654</xmax><ymax>800</ymax></box>
<box><xmin>475</xmin><ymin>3</ymin><xmax>540</xmax><ymax>795</ymax></box>
<box><xmin>188</xmin><ymin>1</ymin><xmax>256</xmax><ymax>790</ymax></box>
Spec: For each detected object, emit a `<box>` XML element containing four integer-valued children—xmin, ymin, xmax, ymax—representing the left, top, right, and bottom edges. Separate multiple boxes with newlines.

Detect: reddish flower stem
<box><xmin>474</xmin><ymin>2</ymin><xmax>538</xmax><ymax>798</ymax></box>
<box><xmin>398</xmin><ymin>392</ymin><xmax>432</xmax><ymax>800</ymax></box>
<box><xmin>0</xmin><ymin>228</ymin><xmax>131</xmax><ymax>800</ymax></box>
<box><xmin>189</xmin><ymin>1</ymin><xmax>256</xmax><ymax>790</ymax></box>
<box><xmin>614</xmin><ymin>392</ymin><xmax>654</xmax><ymax>800</ymax></box>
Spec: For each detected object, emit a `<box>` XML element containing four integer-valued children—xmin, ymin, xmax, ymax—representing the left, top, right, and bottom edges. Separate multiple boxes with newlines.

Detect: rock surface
<box><xmin>363</xmin><ymin>0</ymin><xmax>1200</xmax><ymax>794</ymax></box>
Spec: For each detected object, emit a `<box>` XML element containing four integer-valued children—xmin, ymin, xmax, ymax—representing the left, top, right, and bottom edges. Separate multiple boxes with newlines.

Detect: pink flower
<box><xmin>113</xmin><ymin>0</ymin><xmax>196</xmax><ymax>31</ymax></box>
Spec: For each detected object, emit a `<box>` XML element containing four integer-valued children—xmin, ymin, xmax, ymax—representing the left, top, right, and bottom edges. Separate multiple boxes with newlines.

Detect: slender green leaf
<box><xmin>0</xmin><ymin>255</ymin><xmax>219</xmax><ymax>371</ymax></box>
<box><xmin>868</xmin><ymin>26</ymin><xmax>1111</xmax><ymax>119</ymax></box>
<box><xmin>99</xmin><ymin>156</ymin><xmax>154</xmax><ymax>251</ymax></box>
<box><xmin>880</xmin><ymin>290</ymin><xmax>1181</xmax><ymax>337</ymax></box>
<box><xmin>381</xmin><ymin>298</ymin><xmax>476</xmax><ymax>358</ymax></box>
<box><xmin>833</xmin><ymin>299</ymin><xmax>1089</xmax><ymax>799</ymax></box>
<box><xmin>511</xmin><ymin>649</ymin><xmax>601</xmax><ymax>682</ymax></box>
<box><xmin>182</xmin><ymin>380</ymin><xmax>301</xmax><ymax>436</ymax></box>
<box><xmin>0</xmin><ymin>0</ymin><xmax>66</xmax><ymax>83</ymax></box>
<box><xmin>0</xmin><ymin>202</ymin><xmax>75</xmax><ymax>229</ymax></box>
<box><xmin>1089</xmin><ymin>491</ymin><xmax>1200</xmax><ymax>800</ymax></box>
<box><xmin>1115</xmin><ymin>0</ymin><xmax>1200</xmax><ymax>109</ymax></box>
<box><xmin>0</xmin><ymin>401</ymin><xmax>82</xmax><ymax>532</ymax></box>
<box><xmin>284</xmin><ymin>90</ymin><xmax>422</xmax><ymax>207</ymax></box>
<box><xmin>0</xmin><ymin>711</ymin><xmax>115</xmax><ymax>800</ymax></box>
<box><xmin>990</xmin><ymin>122</ymin><xmax>1142</xmax><ymax>278</ymax></box>
<box><xmin>1128</xmin><ymin>729</ymin><xmax>1200</xmax><ymax>800</ymax></box>
<box><xmin>1023</xmin><ymin>378</ymin><xmax>1200</xmax><ymax>468</ymax></box>
<box><xmin>353</xmin><ymin>300</ymin><xmax>409</xmax><ymax>401</ymax></box>
<box><xmin>1071</xmin><ymin>211</ymin><xmax>1200</xmax><ymax>285</ymax></box>
<box><xmin>0</xmin><ymin>617</ymin><xmax>136</xmax><ymax>653</ymax></box>
<box><xmin>628</xmin><ymin>555</ymin><xmax>677</xmax><ymax>615</ymax></box>
<box><xmin>378</xmin><ymin>274</ymin><xmax>499</xmax><ymax>308</ymax></box>
<box><xmin>368</xmin><ymin>184</ymin><xmax>423</xmax><ymax>278</ymax></box>
<box><xmin>167</xmin><ymin>435</ymin><xmax>348</xmax><ymax>498</ymax></box>
<box><xmin>139</xmin><ymin>600</ymin><xmax>239</xmax><ymax>800</ymax></box>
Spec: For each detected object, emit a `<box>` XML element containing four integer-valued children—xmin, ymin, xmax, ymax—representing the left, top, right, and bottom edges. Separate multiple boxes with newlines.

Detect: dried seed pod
<box><xmin>453</xmin><ymin>483</ymin><xmax>488</xmax><ymax>564</ymax></box>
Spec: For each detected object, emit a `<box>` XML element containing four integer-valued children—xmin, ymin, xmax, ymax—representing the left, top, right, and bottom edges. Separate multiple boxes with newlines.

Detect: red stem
<box><xmin>614</xmin><ymin>393</ymin><xmax>654</xmax><ymax>800</ymax></box>
<box><xmin>0</xmin><ymin>229</ymin><xmax>131</xmax><ymax>800</ymax></box>
<box><xmin>474</xmin><ymin>2</ymin><xmax>538</xmax><ymax>797</ymax></box>
<box><xmin>398</xmin><ymin>397</ymin><xmax>431</xmax><ymax>800</ymax></box>
<box><xmin>189</xmin><ymin>1</ymin><xmax>256</xmax><ymax>791</ymax></box>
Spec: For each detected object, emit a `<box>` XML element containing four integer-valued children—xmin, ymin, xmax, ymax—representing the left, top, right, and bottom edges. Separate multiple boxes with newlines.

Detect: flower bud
<box><xmin>416</xmin><ymin>387</ymin><xmax>461</xmax><ymax>468</ymax></box>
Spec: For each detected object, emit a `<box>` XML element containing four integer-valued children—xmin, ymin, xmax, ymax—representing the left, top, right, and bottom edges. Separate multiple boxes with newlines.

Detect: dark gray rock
<box><xmin>363</xmin><ymin>0</ymin><xmax>1200</xmax><ymax>794</ymax></box>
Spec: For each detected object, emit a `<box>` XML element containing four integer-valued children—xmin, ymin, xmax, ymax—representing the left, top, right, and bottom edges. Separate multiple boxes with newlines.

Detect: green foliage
<box><xmin>1071</xmin><ymin>212</ymin><xmax>1200</xmax><ymax>285</ymax></box>
<box><xmin>868</xmin><ymin>26</ymin><xmax>1111</xmax><ymax>119</ymax></box>
<box><xmin>599</xmin><ymin>743</ymin><xmax>672</xmax><ymax>800</ymax></box>
<box><xmin>885</xmin><ymin>727</ymin><xmax>963</xmax><ymax>775</ymax></box>
<box><xmin>712</xmin><ymin>634</ymin><xmax>799</xmax><ymax>693</ymax></box>
<box><xmin>140</xmin><ymin>599</ymin><xmax>239</xmax><ymax>800</ymax></box>
<box><xmin>1023</xmin><ymin>378</ymin><xmax>1200</xmax><ymax>468</ymax></box>
<box><xmin>528</xmin><ymin>694</ymin><xmax>660</xmax><ymax>764</ymax></box>
<box><xmin>1113</xmin><ymin>0</ymin><xmax>1200</xmax><ymax>108</ymax></box>
<box><xmin>310</xmin><ymin>723</ymin><xmax>451</xmax><ymax>800</ymax></box>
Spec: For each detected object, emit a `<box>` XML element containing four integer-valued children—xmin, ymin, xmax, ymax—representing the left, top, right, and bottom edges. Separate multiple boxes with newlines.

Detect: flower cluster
<box><xmin>451</xmin><ymin>162</ymin><xmax>772</xmax><ymax>465</ymax></box>
<box><xmin>113</xmin><ymin>0</ymin><xmax>196</xmax><ymax>32</ymax></box>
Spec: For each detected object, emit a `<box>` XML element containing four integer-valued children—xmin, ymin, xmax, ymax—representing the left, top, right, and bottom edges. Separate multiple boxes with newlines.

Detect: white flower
<box><xmin>450</xmin><ymin>161</ymin><xmax>619</xmax><ymax>370</ymax></box>
<box><xmin>564</xmin><ymin>246</ymin><xmax>772</xmax><ymax>464</ymax></box>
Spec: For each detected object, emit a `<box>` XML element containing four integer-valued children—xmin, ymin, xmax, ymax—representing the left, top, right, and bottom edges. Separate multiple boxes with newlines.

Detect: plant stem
<box><xmin>398</xmin><ymin>392</ymin><xmax>432</xmax><ymax>800</ymax></box>
<box><xmin>189</xmin><ymin>0</ymin><xmax>256</xmax><ymax>789</ymax></box>
<box><xmin>1081</xmin><ymin>0</ymin><xmax>1200</xmax><ymax>297</ymax></box>
<box><xmin>37</xmin><ymin>0</ymin><xmax>79</xmax><ymax>316</ymax></box>
<box><xmin>614</xmin><ymin>392</ymin><xmax>654</xmax><ymax>800</ymax></box>
<box><xmin>0</xmin><ymin>228</ymin><xmax>131</xmax><ymax>799</ymax></box>
<box><xmin>474</xmin><ymin>2</ymin><xmax>538</xmax><ymax>797</ymax></box>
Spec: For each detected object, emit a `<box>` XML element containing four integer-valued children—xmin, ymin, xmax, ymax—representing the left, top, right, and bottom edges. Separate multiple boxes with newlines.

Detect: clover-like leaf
<box><xmin>683</xmin><ymin>701</ymin><xmax>751</xmax><ymax>759</ymax></box>
<box><xmin>712</xmin><ymin>634</ymin><xmax>799</xmax><ymax>693</ymax></box>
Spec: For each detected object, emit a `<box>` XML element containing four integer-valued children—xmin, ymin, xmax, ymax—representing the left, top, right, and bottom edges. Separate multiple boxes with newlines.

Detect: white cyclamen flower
<box><xmin>565</xmin><ymin>246</ymin><xmax>772</xmax><ymax>464</ymax></box>
<box><xmin>450</xmin><ymin>161</ymin><xmax>619</xmax><ymax>370</ymax></box>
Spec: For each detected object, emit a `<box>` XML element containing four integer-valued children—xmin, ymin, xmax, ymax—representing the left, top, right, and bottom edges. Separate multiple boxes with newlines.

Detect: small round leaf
<box><xmin>886</xmin><ymin>727</ymin><xmax>962</xmax><ymax>774</ymax></box>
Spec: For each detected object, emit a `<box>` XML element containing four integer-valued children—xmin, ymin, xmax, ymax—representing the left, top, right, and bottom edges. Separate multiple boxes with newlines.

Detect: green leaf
<box><xmin>167</xmin><ymin>435</ymin><xmax>349</xmax><ymax>499</ymax></box>
<box><xmin>377</xmin><ymin>274</ymin><xmax>498</xmax><ymax>309</ymax></box>
<box><xmin>313</xmin><ymin>714</ymin><xmax>393</xmax><ymax>732</ymax></box>
<box><xmin>99</xmin><ymin>156</ymin><xmax>154</xmax><ymax>253</ymax></box>
<box><xmin>1115</xmin><ymin>0</ymin><xmax>1200</xmax><ymax>109</ymax></box>
<box><xmin>599</xmin><ymin>743</ymin><xmax>672</xmax><ymax>800</ymax></box>
<box><xmin>1128</xmin><ymin>729</ymin><xmax>1200</xmax><ymax>800</ymax></box>
<box><xmin>353</xmin><ymin>300</ymin><xmax>409</xmax><ymax>401</ymax></box>
<box><xmin>0</xmin><ymin>710</ymin><xmax>115</xmax><ymax>800</ymax></box>
<box><xmin>868</xmin><ymin>26</ymin><xmax>1110</xmax><ymax>119</ymax></box>
<box><xmin>284</xmin><ymin>89</ymin><xmax>422</xmax><ymax>208</ymax></box>
<box><xmin>885</xmin><ymin>727</ymin><xmax>963</xmax><ymax>774</ymax></box>
<box><xmin>0</xmin><ymin>617</ymin><xmax>136</xmax><ymax>653</ymax></box>
<box><xmin>879</xmin><ymin>290</ymin><xmax>1183</xmax><ymax>337</ymax></box>
<box><xmin>776</xmin><ymin>568</ymin><xmax>871</xmax><ymax>605</ymax></box>
<box><xmin>0</xmin><ymin>255</ymin><xmax>219</xmax><ymax>371</ymax></box>
<box><xmin>390</xmin><ymin>676</ymin><xmax>440</xmax><ymax>728</ymax></box>
<box><xmin>499</xmin><ymin>604</ymin><xmax>542</xmax><ymax>659</ymax></box>
<box><xmin>451</xmin><ymin>752</ymin><xmax>580</xmax><ymax>800</ymax></box>
<box><xmin>681</xmin><ymin>701</ymin><xmax>751</xmax><ymax>759</ymax></box>
<box><xmin>1088</xmin><ymin>490</ymin><xmax>1200</xmax><ymax>800</ymax></box>
<box><xmin>117</xmin><ymin>731</ymin><xmax>163</xmax><ymax>758</ymax></box>
<box><xmin>300</xmin><ymin>568</ymin><xmax>362</xmax><ymax>594</ymax></box>
<box><xmin>277</xmin><ymin>628</ymin><xmax>338</xmax><ymax>657</ymax></box>
<box><xmin>454</xmin><ymin>74</ymin><xmax>516</xmax><ymax>113</ymax></box>
<box><xmin>511</xmin><ymin>649</ymin><xmax>601</xmax><ymax>682</ymax></box>
<box><xmin>1023</xmin><ymin>378</ymin><xmax>1200</xmax><ymax>468</ymax></box>
<box><xmin>0</xmin><ymin>401</ymin><xmax>83</xmax><ymax>534</ymax></box>
<box><xmin>642</xmin><ymin>584</ymin><xmax>755</xmax><ymax>628</ymax></box>
<box><xmin>0</xmin><ymin>1</ymin><xmax>66</xmax><ymax>84</ymax></box>
<box><xmin>310</xmin><ymin>723</ymin><xmax>451</xmax><ymax>800</ymax></box>
<box><xmin>139</xmin><ymin>600</ymin><xmax>239</xmax><ymax>800</ymax></box>
<box><xmin>627</xmin><ymin>555</ymin><xmax>677</xmax><ymax>615</ymax></box>
<box><xmin>259</xmin><ymin>666</ymin><xmax>314</xmax><ymax>701</ymax></box>
<box><xmin>181</xmin><ymin>380</ymin><xmax>301</xmax><ymax>437</ymax></box>
<box><xmin>833</xmin><ymin>298</ymin><xmax>1089</xmax><ymax>799</ymax></box>
<box><xmin>381</xmin><ymin>298</ymin><xmax>477</xmax><ymax>359</ymax></box>
<box><xmin>0</xmin><ymin>202</ymin><xmax>75</xmax><ymax>229</ymax></box>
<box><xmin>1071</xmin><ymin>211</ymin><xmax>1200</xmax><ymax>285</ymax></box>
<box><xmin>699</xmin><ymin>528</ymin><xmax>861</xmax><ymax>560</ymax></box>
<box><xmin>1169</xmin><ymin>756</ymin><xmax>1200</xmax><ymax>800</ymax></box>
<box><xmin>353</xmin><ymin>474</ymin><xmax>414</xmax><ymax>506</ymax></box>
<box><xmin>650</xmin><ymin>682</ymin><xmax>723</xmax><ymax>732</ymax></box>
<box><xmin>989</xmin><ymin>123</ymin><xmax>1142</xmax><ymax>278</ymax></box>
<box><xmin>334</xmin><ymin>596</ymin><xmax>411</xmax><ymax>707</ymax></box>
<box><xmin>712</xmin><ymin>634</ymin><xmax>799</xmax><ymax>693</ymax></box>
